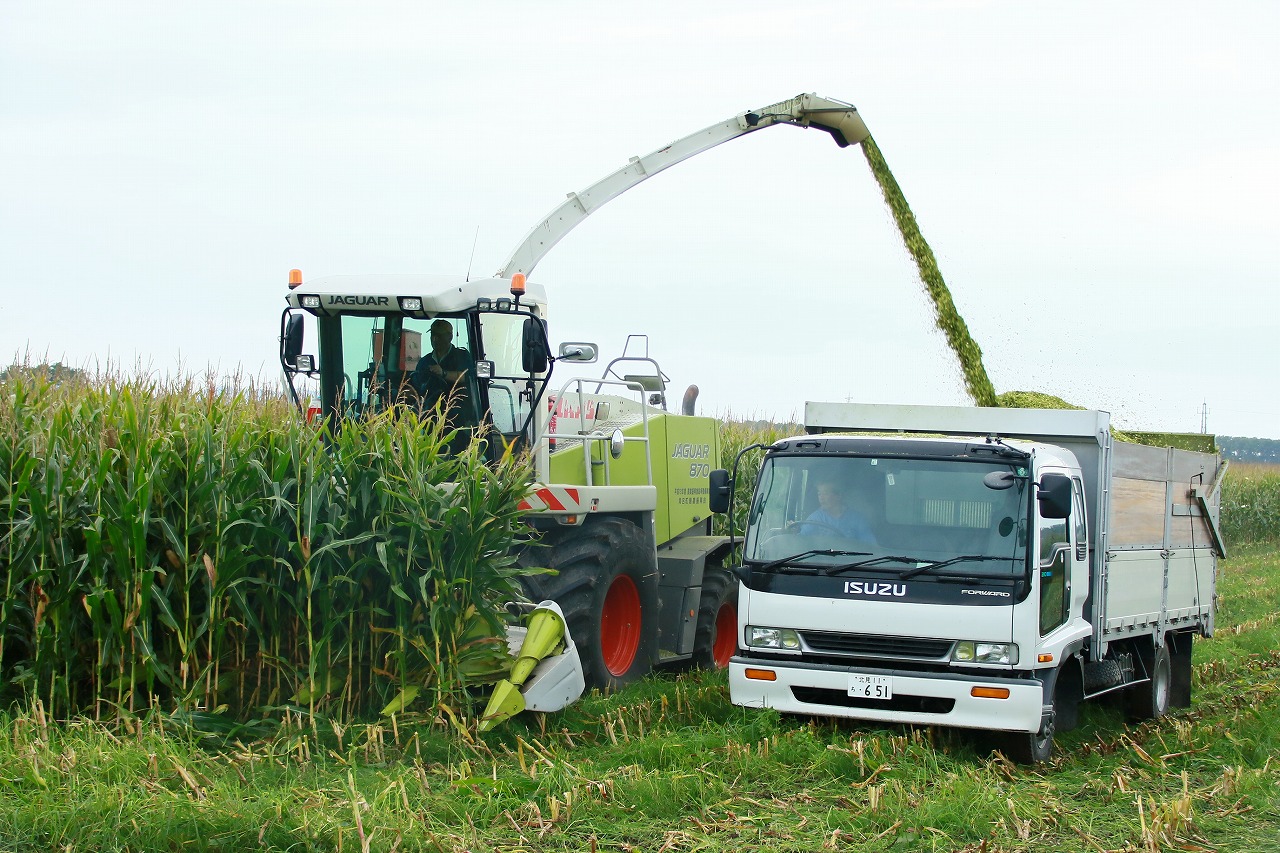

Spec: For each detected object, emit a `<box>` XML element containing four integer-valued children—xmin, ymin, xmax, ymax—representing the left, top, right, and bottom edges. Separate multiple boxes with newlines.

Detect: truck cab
<box><xmin>731</xmin><ymin>435</ymin><xmax>1087</xmax><ymax>735</ymax></box>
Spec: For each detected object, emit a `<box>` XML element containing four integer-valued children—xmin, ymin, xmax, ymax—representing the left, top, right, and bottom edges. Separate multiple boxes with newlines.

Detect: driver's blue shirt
<box><xmin>802</xmin><ymin>508</ymin><xmax>877</xmax><ymax>543</ymax></box>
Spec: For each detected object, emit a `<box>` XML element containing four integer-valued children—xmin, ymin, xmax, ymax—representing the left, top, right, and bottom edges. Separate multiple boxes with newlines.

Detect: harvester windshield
<box><xmin>320</xmin><ymin>311</ymin><xmax>535</xmax><ymax>431</ymax></box>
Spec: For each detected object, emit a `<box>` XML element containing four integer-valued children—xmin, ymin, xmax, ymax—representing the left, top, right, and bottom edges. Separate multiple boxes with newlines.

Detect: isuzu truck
<box><xmin>710</xmin><ymin>402</ymin><xmax>1225</xmax><ymax>763</ymax></box>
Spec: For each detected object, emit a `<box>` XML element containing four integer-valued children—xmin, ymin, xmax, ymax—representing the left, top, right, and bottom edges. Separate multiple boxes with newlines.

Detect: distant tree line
<box><xmin>1218</xmin><ymin>436</ymin><xmax>1280</xmax><ymax>465</ymax></box>
<box><xmin>0</xmin><ymin>361</ymin><xmax>90</xmax><ymax>384</ymax></box>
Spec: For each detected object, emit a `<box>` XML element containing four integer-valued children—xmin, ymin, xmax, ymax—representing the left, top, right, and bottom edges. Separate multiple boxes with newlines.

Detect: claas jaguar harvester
<box><xmin>711</xmin><ymin>402</ymin><xmax>1225</xmax><ymax>763</ymax></box>
<box><xmin>277</xmin><ymin>94</ymin><xmax>874</xmax><ymax>725</ymax></box>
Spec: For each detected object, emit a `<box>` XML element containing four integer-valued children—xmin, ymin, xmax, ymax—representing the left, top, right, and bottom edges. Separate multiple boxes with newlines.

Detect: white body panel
<box><xmin>729</xmin><ymin>660</ymin><xmax>1044</xmax><ymax>733</ymax></box>
<box><xmin>742</xmin><ymin>589</ymin><xmax>1015</xmax><ymax>646</ymax></box>
<box><xmin>287</xmin><ymin>274</ymin><xmax>549</xmax><ymax>317</ymax></box>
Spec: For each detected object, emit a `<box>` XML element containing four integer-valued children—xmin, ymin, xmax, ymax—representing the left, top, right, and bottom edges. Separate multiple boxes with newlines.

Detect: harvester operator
<box><xmin>411</xmin><ymin>319</ymin><xmax>476</xmax><ymax>428</ymax></box>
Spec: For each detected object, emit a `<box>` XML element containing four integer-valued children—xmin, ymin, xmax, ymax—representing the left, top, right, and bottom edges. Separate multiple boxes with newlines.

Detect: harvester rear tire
<box><xmin>688</xmin><ymin>567</ymin><xmax>739</xmax><ymax>670</ymax></box>
<box><xmin>518</xmin><ymin>518</ymin><xmax>659</xmax><ymax>693</ymax></box>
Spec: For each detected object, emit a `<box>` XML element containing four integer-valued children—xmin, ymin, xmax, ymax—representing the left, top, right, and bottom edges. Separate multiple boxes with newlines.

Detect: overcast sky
<box><xmin>2</xmin><ymin>2</ymin><xmax>1277</xmax><ymax>438</ymax></box>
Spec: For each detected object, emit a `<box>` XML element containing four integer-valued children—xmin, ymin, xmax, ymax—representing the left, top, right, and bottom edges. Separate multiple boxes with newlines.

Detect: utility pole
<box><xmin>1200</xmin><ymin>401</ymin><xmax>1209</xmax><ymax>434</ymax></box>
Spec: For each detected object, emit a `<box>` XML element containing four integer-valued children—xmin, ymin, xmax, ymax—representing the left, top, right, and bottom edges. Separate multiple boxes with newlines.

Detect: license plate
<box><xmin>849</xmin><ymin>674</ymin><xmax>892</xmax><ymax>700</ymax></box>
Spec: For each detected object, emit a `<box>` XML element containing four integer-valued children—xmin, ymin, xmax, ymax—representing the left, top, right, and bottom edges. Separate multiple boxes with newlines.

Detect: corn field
<box><xmin>1221</xmin><ymin>462</ymin><xmax>1280</xmax><ymax>546</ymax></box>
<box><xmin>0</xmin><ymin>372</ymin><xmax>533</xmax><ymax>725</ymax></box>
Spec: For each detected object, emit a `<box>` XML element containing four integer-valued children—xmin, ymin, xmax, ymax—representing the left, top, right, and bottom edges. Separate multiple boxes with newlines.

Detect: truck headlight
<box><xmin>747</xmin><ymin>626</ymin><xmax>801</xmax><ymax>651</ymax></box>
<box><xmin>952</xmin><ymin>641</ymin><xmax>1018</xmax><ymax>665</ymax></box>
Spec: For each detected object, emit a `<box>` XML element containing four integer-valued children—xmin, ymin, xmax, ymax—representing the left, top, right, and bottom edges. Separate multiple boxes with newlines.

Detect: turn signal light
<box><xmin>970</xmin><ymin>686</ymin><xmax>1011</xmax><ymax>699</ymax></box>
<box><xmin>744</xmin><ymin>668</ymin><xmax>777</xmax><ymax>682</ymax></box>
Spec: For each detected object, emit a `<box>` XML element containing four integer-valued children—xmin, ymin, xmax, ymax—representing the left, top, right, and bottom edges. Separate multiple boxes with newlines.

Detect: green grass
<box><xmin>2</xmin><ymin>543</ymin><xmax>1277</xmax><ymax>852</ymax></box>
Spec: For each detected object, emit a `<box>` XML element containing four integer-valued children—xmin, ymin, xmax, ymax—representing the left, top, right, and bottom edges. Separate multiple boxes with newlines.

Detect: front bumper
<box><xmin>729</xmin><ymin>656</ymin><xmax>1045</xmax><ymax>733</ymax></box>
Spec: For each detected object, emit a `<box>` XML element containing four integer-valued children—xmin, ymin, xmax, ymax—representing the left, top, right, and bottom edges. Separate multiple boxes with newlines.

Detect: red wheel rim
<box><xmin>601</xmin><ymin>574</ymin><xmax>642</xmax><ymax>676</ymax></box>
<box><xmin>712</xmin><ymin>603</ymin><xmax>737</xmax><ymax>668</ymax></box>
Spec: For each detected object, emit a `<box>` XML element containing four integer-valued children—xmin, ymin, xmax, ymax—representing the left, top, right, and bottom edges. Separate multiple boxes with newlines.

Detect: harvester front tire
<box><xmin>689</xmin><ymin>567</ymin><xmax>739</xmax><ymax>670</ymax></box>
<box><xmin>518</xmin><ymin>518</ymin><xmax>658</xmax><ymax>693</ymax></box>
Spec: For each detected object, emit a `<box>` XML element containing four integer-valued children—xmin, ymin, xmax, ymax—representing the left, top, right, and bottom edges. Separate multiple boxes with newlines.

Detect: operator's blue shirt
<box><xmin>802</xmin><ymin>508</ymin><xmax>877</xmax><ymax>543</ymax></box>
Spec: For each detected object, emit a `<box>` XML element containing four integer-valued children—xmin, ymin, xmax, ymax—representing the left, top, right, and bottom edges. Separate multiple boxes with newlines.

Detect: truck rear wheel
<box><xmin>518</xmin><ymin>518</ymin><xmax>659</xmax><ymax>692</ymax></box>
<box><xmin>689</xmin><ymin>567</ymin><xmax>739</xmax><ymax>670</ymax></box>
<box><xmin>1126</xmin><ymin>642</ymin><xmax>1171</xmax><ymax>721</ymax></box>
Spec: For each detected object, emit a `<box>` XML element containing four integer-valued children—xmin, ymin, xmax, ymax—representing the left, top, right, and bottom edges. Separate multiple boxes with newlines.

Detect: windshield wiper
<box><xmin>898</xmin><ymin>555</ymin><xmax>1016</xmax><ymax>580</ymax></box>
<box><xmin>820</xmin><ymin>555</ymin><xmax>930</xmax><ymax>576</ymax></box>
<box><xmin>756</xmin><ymin>549</ymin><xmax>872</xmax><ymax>573</ymax></box>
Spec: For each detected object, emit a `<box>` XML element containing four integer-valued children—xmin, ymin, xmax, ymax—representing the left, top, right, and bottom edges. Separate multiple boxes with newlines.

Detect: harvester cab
<box><xmin>280</xmin><ymin>272</ymin><xmax>599</xmax><ymax>458</ymax></box>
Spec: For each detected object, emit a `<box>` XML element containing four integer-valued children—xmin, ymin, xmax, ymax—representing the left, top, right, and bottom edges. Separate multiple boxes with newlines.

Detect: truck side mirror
<box><xmin>708</xmin><ymin>468</ymin><xmax>732</xmax><ymax>514</ymax></box>
<box><xmin>282</xmin><ymin>314</ymin><xmax>304</xmax><ymax>366</ymax></box>
<box><xmin>1037</xmin><ymin>473</ymin><xmax>1072</xmax><ymax>519</ymax></box>
<box><xmin>522</xmin><ymin>317</ymin><xmax>549</xmax><ymax>373</ymax></box>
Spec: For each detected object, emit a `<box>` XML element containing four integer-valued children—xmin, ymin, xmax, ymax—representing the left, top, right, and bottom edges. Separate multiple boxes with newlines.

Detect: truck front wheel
<box><xmin>996</xmin><ymin>720</ymin><xmax>1054</xmax><ymax>765</ymax></box>
<box><xmin>518</xmin><ymin>518</ymin><xmax>659</xmax><ymax>692</ymax></box>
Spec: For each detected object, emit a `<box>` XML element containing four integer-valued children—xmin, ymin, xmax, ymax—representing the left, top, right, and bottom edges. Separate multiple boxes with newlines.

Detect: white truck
<box><xmin>709</xmin><ymin>402</ymin><xmax>1226</xmax><ymax>763</ymax></box>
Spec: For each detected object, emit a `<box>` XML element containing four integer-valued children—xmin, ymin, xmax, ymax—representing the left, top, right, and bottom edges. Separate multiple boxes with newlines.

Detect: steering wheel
<box><xmin>787</xmin><ymin>520</ymin><xmax>848</xmax><ymax>537</ymax></box>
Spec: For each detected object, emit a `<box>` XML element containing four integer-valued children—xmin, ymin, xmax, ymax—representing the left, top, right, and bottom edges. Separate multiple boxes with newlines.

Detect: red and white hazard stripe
<box><xmin>518</xmin><ymin>486</ymin><xmax>582</xmax><ymax>513</ymax></box>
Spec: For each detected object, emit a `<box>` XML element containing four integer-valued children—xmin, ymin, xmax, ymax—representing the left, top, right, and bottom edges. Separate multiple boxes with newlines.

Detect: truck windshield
<box><xmin>743</xmin><ymin>455</ymin><xmax>1029</xmax><ymax>577</ymax></box>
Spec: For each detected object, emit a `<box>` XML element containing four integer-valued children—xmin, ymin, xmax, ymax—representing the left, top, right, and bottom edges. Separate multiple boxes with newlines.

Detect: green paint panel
<box><xmin>543</xmin><ymin>412</ymin><xmax>721</xmax><ymax>547</ymax></box>
<box><xmin>546</xmin><ymin>423</ymin><xmax>653</xmax><ymax>488</ymax></box>
<box><xmin>660</xmin><ymin>414</ymin><xmax>721</xmax><ymax>544</ymax></box>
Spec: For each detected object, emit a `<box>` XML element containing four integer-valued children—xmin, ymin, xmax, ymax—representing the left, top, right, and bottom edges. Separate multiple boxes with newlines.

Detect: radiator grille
<box><xmin>800</xmin><ymin>631</ymin><xmax>952</xmax><ymax>660</ymax></box>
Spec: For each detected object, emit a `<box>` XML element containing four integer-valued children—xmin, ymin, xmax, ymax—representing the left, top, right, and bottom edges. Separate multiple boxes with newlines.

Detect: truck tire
<box><xmin>688</xmin><ymin>567</ymin><xmax>739</xmax><ymax>670</ymax></box>
<box><xmin>1083</xmin><ymin>658</ymin><xmax>1123</xmax><ymax>694</ymax></box>
<box><xmin>518</xmin><ymin>518</ymin><xmax>659</xmax><ymax>692</ymax></box>
<box><xmin>995</xmin><ymin>720</ymin><xmax>1054</xmax><ymax>765</ymax></box>
<box><xmin>1126</xmin><ymin>642</ymin><xmax>1171</xmax><ymax>721</ymax></box>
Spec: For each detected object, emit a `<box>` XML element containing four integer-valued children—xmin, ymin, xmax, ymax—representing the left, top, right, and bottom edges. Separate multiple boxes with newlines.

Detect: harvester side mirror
<box><xmin>708</xmin><ymin>469</ymin><xmax>732</xmax><ymax>514</ymax></box>
<box><xmin>1037</xmin><ymin>473</ymin><xmax>1072</xmax><ymax>519</ymax></box>
<box><xmin>282</xmin><ymin>314</ymin><xmax>304</xmax><ymax>366</ymax></box>
<box><xmin>522</xmin><ymin>318</ymin><xmax>550</xmax><ymax>373</ymax></box>
<box><xmin>557</xmin><ymin>342</ymin><xmax>598</xmax><ymax>364</ymax></box>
